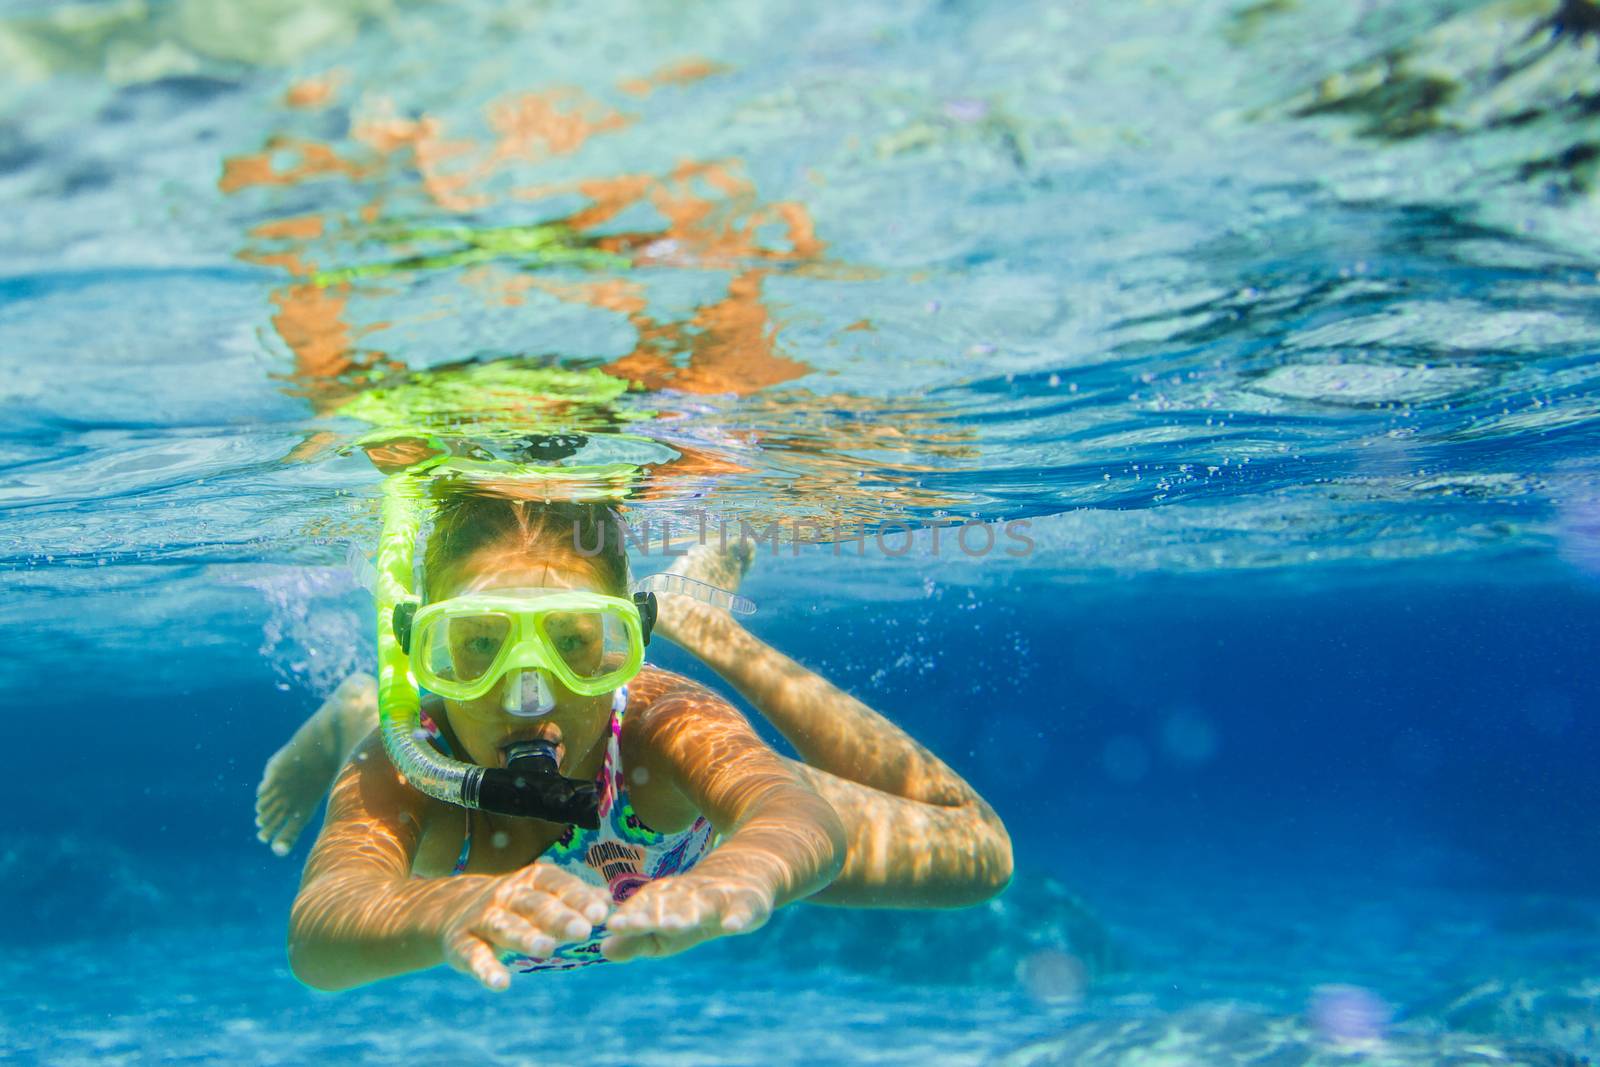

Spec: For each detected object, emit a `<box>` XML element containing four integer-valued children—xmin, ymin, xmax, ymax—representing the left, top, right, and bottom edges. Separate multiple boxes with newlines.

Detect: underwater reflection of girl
<box><xmin>275</xmin><ymin>493</ymin><xmax>1013</xmax><ymax>991</ymax></box>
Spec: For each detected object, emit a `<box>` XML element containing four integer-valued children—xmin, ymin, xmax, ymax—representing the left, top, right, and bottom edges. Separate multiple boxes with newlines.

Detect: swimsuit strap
<box><xmin>597</xmin><ymin>684</ymin><xmax>630</xmax><ymax>819</ymax></box>
<box><xmin>453</xmin><ymin>815</ymin><xmax>474</xmax><ymax>875</ymax></box>
<box><xmin>606</xmin><ymin>683</ymin><xmax>628</xmax><ymax>767</ymax></box>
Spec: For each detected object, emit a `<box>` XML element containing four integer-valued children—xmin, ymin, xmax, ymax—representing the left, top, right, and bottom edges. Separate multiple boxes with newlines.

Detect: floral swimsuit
<box><xmin>420</xmin><ymin>685</ymin><xmax>718</xmax><ymax>972</ymax></box>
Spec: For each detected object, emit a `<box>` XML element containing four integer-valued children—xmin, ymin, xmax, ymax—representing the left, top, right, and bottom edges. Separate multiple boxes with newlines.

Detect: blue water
<box><xmin>6</xmin><ymin>0</ymin><xmax>1600</xmax><ymax>1063</ymax></box>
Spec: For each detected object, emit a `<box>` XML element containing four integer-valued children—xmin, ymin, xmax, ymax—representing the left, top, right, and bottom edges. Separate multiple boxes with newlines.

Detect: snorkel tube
<box><xmin>373</xmin><ymin>453</ymin><xmax>643</xmax><ymax>831</ymax></box>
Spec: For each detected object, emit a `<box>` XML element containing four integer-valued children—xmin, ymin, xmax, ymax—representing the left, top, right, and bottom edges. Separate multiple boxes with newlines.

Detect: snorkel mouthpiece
<box><xmin>502</xmin><ymin>668</ymin><xmax>557</xmax><ymax>717</ymax></box>
<box><xmin>504</xmin><ymin>739</ymin><xmax>560</xmax><ymax>774</ymax></box>
<box><xmin>469</xmin><ymin>742</ymin><xmax>600</xmax><ymax>829</ymax></box>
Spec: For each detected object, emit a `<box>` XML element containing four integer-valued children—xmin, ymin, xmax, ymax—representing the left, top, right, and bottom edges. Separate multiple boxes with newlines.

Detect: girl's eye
<box><xmin>465</xmin><ymin>636</ymin><xmax>500</xmax><ymax>657</ymax></box>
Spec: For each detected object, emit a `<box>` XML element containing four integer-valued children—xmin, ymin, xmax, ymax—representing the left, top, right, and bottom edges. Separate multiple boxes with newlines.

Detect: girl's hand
<box><xmin>601</xmin><ymin>870</ymin><xmax>773</xmax><ymax>962</ymax></box>
<box><xmin>439</xmin><ymin>863</ymin><xmax>613</xmax><ymax>990</ymax></box>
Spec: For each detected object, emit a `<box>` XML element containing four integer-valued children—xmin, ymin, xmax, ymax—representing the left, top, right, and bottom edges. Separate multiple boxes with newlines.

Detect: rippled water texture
<box><xmin>6</xmin><ymin>0</ymin><xmax>1600</xmax><ymax>606</ymax></box>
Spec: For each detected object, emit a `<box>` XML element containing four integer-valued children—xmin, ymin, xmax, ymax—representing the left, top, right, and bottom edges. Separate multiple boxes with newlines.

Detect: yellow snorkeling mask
<box><xmin>396</xmin><ymin>587</ymin><xmax>650</xmax><ymax>712</ymax></box>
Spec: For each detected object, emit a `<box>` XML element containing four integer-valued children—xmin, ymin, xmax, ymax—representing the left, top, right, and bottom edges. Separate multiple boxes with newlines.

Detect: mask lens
<box><xmin>539</xmin><ymin>610</ymin><xmax>630</xmax><ymax>680</ymax></box>
<box><xmin>427</xmin><ymin>613</ymin><xmax>511</xmax><ymax>689</ymax></box>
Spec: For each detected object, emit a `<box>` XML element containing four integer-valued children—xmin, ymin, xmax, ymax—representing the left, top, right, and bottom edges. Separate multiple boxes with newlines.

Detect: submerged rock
<box><xmin>995</xmin><ymin>1004</ymin><xmax>1590</xmax><ymax>1066</ymax></box>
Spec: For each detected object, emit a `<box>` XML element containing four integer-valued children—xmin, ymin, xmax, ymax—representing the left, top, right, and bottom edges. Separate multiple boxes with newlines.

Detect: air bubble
<box><xmin>1018</xmin><ymin>949</ymin><xmax>1088</xmax><ymax>1006</ymax></box>
<box><xmin>1308</xmin><ymin>985</ymin><xmax>1390</xmax><ymax>1047</ymax></box>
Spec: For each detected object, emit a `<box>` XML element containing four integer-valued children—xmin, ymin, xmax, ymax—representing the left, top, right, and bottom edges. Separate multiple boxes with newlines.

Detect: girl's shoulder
<box><xmin>618</xmin><ymin>664</ymin><xmax>734</xmax><ymax>735</ymax></box>
<box><xmin>337</xmin><ymin>709</ymin><xmax>463</xmax><ymax>829</ymax></box>
<box><xmin>622</xmin><ymin>663</ymin><xmax>704</xmax><ymax>711</ymax></box>
<box><xmin>615</xmin><ymin>666</ymin><xmax>708</xmax><ymax>832</ymax></box>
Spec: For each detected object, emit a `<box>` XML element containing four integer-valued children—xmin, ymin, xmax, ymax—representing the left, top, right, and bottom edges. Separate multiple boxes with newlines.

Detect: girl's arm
<box><xmin>288</xmin><ymin>732</ymin><xmax>611</xmax><ymax>992</ymax></box>
<box><xmin>600</xmin><ymin>674</ymin><xmax>848</xmax><ymax>961</ymax></box>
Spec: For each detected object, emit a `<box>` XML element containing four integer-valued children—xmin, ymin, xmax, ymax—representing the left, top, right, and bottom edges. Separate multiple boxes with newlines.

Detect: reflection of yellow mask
<box><xmin>396</xmin><ymin>588</ymin><xmax>650</xmax><ymax>710</ymax></box>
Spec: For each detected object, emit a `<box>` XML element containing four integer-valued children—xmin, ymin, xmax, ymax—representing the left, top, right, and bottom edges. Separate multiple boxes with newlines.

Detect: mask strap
<box><xmin>629</xmin><ymin>572</ymin><xmax>757</xmax><ymax>616</ymax></box>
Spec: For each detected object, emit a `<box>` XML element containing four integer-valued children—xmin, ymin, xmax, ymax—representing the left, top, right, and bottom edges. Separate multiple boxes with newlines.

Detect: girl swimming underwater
<box><xmin>266</xmin><ymin>491</ymin><xmax>1012</xmax><ymax>991</ymax></box>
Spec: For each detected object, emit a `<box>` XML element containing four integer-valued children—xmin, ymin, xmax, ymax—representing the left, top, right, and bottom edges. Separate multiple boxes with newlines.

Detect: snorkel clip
<box><xmin>466</xmin><ymin>743</ymin><xmax>600</xmax><ymax>830</ymax></box>
<box><xmin>392</xmin><ymin>601</ymin><xmax>418</xmax><ymax>653</ymax></box>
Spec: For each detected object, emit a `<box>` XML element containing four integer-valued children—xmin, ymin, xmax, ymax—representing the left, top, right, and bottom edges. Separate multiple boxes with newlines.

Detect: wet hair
<box><xmin>423</xmin><ymin>488</ymin><xmax>629</xmax><ymax>601</ymax></box>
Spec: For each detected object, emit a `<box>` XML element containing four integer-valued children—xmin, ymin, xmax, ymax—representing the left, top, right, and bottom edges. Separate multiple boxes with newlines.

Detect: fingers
<box><xmin>609</xmin><ymin>884</ymin><xmax>703</xmax><ymax>933</ymax></box>
<box><xmin>450</xmin><ymin>899</ymin><xmax>581</xmax><ymax>989</ymax></box>
<box><xmin>481</xmin><ymin>863</ymin><xmax>614</xmax><ymax>956</ymax></box>
<box><xmin>508</xmin><ymin>863</ymin><xmax>613</xmax><ymax>924</ymax></box>
<box><xmin>441</xmin><ymin>864</ymin><xmax>619</xmax><ymax>991</ymax></box>
<box><xmin>484</xmin><ymin>909</ymin><xmax>559</xmax><ymax>959</ymax></box>
<box><xmin>506</xmin><ymin>890</ymin><xmax>593</xmax><ymax>944</ymax></box>
<box><xmin>602</xmin><ymin>931</ymin><xmax>670</xmax><ymax>962</ymax></box>
<box><xmin>545</xmin><ymin>873</ymin><xmax>613</xmax><ymax>925</ymax></box>
<box><xmin>443</xmin><ymin>906</ymin><xmax>559</xmax><ymax>993</ymax></box>
<box><xmin>601</xmin><ymin>877</ymin><xmax>772</xmax><ymax>963</ymax></box>
<box><xmin>613</xmin><ymin>879</ymin><xmax>769</xmax><ymax>933</ymax></box>
<box><xmin>446</xmin><ymin>933</ymin><xmax>512</xmax><ymax>992</ymax></box>
<box><xmin>602</xmin><ymin>910</ymin><xmax>726</xmax><ymax>960</ymax></box>
<box><xmin>604</xmin><ymin>891</ymin><xmax>702</xmax><ymax>961</ymax></box>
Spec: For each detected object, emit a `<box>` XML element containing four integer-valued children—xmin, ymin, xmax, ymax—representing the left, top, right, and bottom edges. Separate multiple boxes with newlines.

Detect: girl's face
<box><xmin>433</xmin><ymin>543</ymin><xmax>616</xmax><ymax>776</ymax></box>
